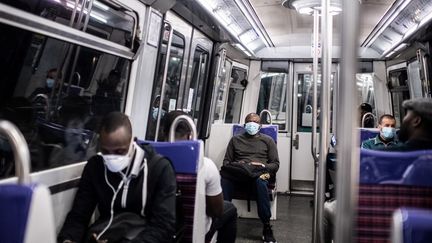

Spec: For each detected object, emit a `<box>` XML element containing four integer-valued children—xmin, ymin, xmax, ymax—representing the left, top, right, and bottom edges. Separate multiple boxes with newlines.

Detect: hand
<box><xmin>93</xmin><ymin>233</ymin><xmax>108</xmax><ymax>243</ymax></box>
<box><xmin>250</xmin><ymin>161</ymin><xmax>265</xmax><ymax>167</ymax></box>
<box><xmin>259</xmin><ymin>173</ymin><xmax>270</xmax><ymax>180</ymax></box>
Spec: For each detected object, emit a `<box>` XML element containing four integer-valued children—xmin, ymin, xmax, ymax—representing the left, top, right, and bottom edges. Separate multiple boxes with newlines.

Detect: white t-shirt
<box><xmin>202</xmin><ymin>157</ymin><xmax>223</xmax><ymax>233</ymax></box>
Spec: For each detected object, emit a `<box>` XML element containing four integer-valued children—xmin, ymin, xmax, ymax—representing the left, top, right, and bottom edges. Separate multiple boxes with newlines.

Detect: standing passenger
<box><xmin>163</xmin><ymin>110</ymin><xmax>237</xmax><ymax>243</ymax></box>
<box><xmin>361</xmin><ymin>114</ymin><xmax>400</xmax><ymax>149</ymax></box>
<box><xmin>58</xmin><ymin>112</ymin><xmax>176</xmax><ymax>243</ymax></box>
<box><xmin>222</xmin><ymin>113</ymin><xmax>279</xmax><ymax>243</ymax></box>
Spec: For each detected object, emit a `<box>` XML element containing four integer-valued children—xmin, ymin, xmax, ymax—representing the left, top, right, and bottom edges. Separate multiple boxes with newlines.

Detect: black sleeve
<box><xmin>223</xmin><ymin>138</ymin><xmax>235</xmax><ymax>166</ymax></box>
<box><xmin>131</xmin><ymin>161</ymin><xmax>177</xmax><ymax>243</ymax></box>
<box><xmin>266</xmin><ymin>138</ymin><xmax>280</xmax><ymax>174</ymax></box>
<box><xmin>57</xmin><ymin>161</ymin><xmax>98</xmax><ymax>243</ymax></box>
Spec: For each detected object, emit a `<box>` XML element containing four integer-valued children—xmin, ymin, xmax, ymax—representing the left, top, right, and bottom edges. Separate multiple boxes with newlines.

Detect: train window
<box><xmin>257</xmin><ymin>72</ymin><xmax>288</xmax><ymax>130</ymax></box>
<box><xmin>146</xmin><ymin>31</ymin><xmax>185</xmax><ymax>141</ymax></box>
<box><xmin>356</xmin><ymin>73</ymin><xmax>376</xmax><ymax>114</ymax></box>
<box><xmin>224</xmin><ymin>68</ymin><xmax>247</xmax><ymax>123</ymax></box>
<box><xmin>296</xmin><ymin>73</ymin><xmax>334</xmax><ymax>132</ymax></box>
<box><xmin>213</xmin><ymin>60</ymin><xmax>232</xmax><ymax>123</ymax></box>
<box><xmin>184</xmin><ymin>46</ymin><xmax>209</xmax><ymax>121</ymax></box>
<box><xmin>0</xmin><ymin>22</ymin><xmax>130</xmax><ymax>179</ymax></box>
<box><xmin>0</xmin><ymin>0</ymin><xmax>136</xmax><ymax>48</ymax></box>
<box><xmin>388</xmin><ymin>69</ymin><xmax>410</xmax><ymax>127</ymax></box>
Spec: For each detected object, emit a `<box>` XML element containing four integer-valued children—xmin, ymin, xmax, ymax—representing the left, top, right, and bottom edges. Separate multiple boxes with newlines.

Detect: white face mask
<box><xmin>101</xmin><ymin>142</ymin><xmax>135</xmax><ymax>173</ymax></box>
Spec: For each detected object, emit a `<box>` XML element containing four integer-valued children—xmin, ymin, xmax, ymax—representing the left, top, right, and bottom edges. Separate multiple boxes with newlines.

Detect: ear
<box><xmin>412</xmin><ymin>115</ymin><xmax>422</xmax><ymax>127</ymax></box>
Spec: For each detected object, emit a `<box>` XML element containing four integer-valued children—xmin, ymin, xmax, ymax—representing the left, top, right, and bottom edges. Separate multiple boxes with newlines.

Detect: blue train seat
<box><xmin>137</xmin><ymin>140</ymin><xmax>206</xmax><ymax>243</ymax></box>
<box><xmin>391</xmin><ymin>208</ymin><xmax>432</xmax><ymax>243</ymax></box>
<box><xmin>0</xmin><ymin>184</ymin><xmax>56</xmax><ymax>243</ymax></box>
<box><xmin>357</xmin><ymin>149</ymin><xmax>432</xmax><ymax>243</ymax></box>
<box><xmin>358</xmin><ymin>128</ymin><xmax>380</xmax><ymax>145</ymax></box>
<box><xmin>230</xmin><ymin>125</ymin><xmax>278</xmax><ymax>220</ymax></box>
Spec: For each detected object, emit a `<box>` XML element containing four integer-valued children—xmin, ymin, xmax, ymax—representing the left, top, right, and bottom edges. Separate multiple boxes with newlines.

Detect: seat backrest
<box><xmin>137</xmin><ymin>140</ymin><xmax>206</xmax><ymax>243</ymax></box>
<box><xmin>358</xmin><ymin>128</ymin><xmax>380</xmax><ymax>145</ymax></box>
<box><xmin>232</xmin><ymin>124</ymin><xmax>278</xmax><ymax>143</ymax></box>
<box><xmin>0</xmin><ymin>184</ymin><xmax>56</xmax><ymax>243</ymax></box>
<box><xmin>357</xmin><ymin>149</ymin><xmax>432</xmax><ymax>243</ymax></box>
<box><xmin>391</xmin><ymin>208</ymin><xmax>432</xmax><ymax>243</ymax></box>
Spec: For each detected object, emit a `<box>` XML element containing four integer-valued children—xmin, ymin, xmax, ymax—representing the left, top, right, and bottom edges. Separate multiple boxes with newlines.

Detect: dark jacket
<box><xmin>58</xmin><ymin>143</ymin><xmax>176</xmax><ymax>243</ymax></box>
<box><xmin>223</xmin><ymin>132</ymin><xmax>279</xmax><ymax>175</ymax></box>
<box><xmin>380</xmin><ymin>138</ymin><xmax>432</xmax><ymax>152</ymax></box>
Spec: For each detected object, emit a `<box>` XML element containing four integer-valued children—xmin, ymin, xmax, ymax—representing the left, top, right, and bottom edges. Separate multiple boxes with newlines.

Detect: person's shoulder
<box><xmin>259</xmin><ymin>133</ymin><xmax>275</xmax><ymax>143</ymax></box>
<box><xmin>361</xmin><ymin>137</ymin><xmax>376</xmax><ymax>147</ymax></box>
<box><xmin>203</xmin><ymin>157</ymin><xmax>219</xmax><ymax>173</ymax></box>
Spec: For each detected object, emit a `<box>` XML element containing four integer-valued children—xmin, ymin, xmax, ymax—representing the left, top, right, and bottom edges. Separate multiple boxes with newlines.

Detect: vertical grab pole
<box><xmin>311</xmin><ymin>8</ymin><xmax>320</xmax><ymax>243</ymax></box>
<box><xmin>316</xmin><ymin>0</ymin><xmax>332</xmax><ymax>242</ymax></box>
<box><xmin>155</xmin><ymin>23</ymin><xmax>174</xmax><ymax>141</ymax></box>
<box><xmin>335</xmin><ymin>1</ymin><xmax>360</xmax><ymax>242</ymax></box>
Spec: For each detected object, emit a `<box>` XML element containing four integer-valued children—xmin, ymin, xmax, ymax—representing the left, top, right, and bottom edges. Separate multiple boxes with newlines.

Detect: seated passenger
<box><xmin>30</xmin><ymin>68</ymin><xmax>58</xmax><ymax>99</ymax></box>
<box><xmin>162</xmin><ymin>110</ymin><xmax>237</xmax><ymax>243</ymax></box>
<box><xmin>361</xmin><ymin>114</ymin><xmax>400</xmax><ymax>150</ymax></box>
<box><xmin>221</xmin><ymin>113</ymin><xmax>279</xmax><ymax>243</ymax></box>
<box><xmin>58</xmin><ymin>112</ymin><xmax>176</xmax><ymax>243</ymax></box>
<box><xmin>382</xmin><ymin>98</ymin><xmax>432</xmax><ymax>151</ymax></box>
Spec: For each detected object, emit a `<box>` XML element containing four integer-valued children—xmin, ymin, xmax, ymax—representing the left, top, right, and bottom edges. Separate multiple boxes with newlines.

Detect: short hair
<box><xmin>162</xmin><ymin>110</ymin><xmax>191</xmax><ymax>141</ymax></box>
<box><xmin>99</xmin><ymin>112</ymin><xmax>132</xmax><ymax>136</ymax></box>
<box><xmin>245</xmin><ymin>113</ymin><xmax>261</xmax><ymax>124</ymax></box>
<box><xmin>360</xmin><ymin>103</ymin><xmax>372</xmax><ymax>113</ymax></box>
<box><xmin>378</xmin><ymin>114</ymin><xmax>395</xmax><ymax>124</ymax></box>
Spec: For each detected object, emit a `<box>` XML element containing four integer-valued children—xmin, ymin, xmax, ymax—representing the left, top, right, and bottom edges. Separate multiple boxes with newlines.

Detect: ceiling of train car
<box><xmin>249</xmin><ymin>0</ymin><xmax>395</xmax><ymax>47</ymax></box>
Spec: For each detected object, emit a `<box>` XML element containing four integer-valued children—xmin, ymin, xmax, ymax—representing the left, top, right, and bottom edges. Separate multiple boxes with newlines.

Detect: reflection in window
<box><xmin>1</xmin><ymin>0</ymin><xmax>136</xmax><ymax>48</ymax></box>
<box><xmin>186</xmin><ymin>47</ymin><xmax>209</xmax><ymax>121</ymax></box>
<box><xmin>356</xmin><ymin>73</ymin><xmax>375</xmax><ymax>113</ymax></box>
<box><xmin>0</xmin><ymin>23</ymin><xmax>130</xmax><ymax>179</ymax></box>
<box><xmin>388</xmin><ymin>69</ymin><xmax>410</xmax><ymax>127</ymax></box>
<box><xmin>146</xmin><ymin>31</ymin><xmax>185</xmax><ymax>141</ymax></box>
<box><xmin>224</xmin><ymin>68</ymin><xmax>247</xmax><ymax>123</ymax></box>
<box><xmin>257</xmin><ymin>73</ymin><xmax>287</xmax><ymax>130</ymax></box>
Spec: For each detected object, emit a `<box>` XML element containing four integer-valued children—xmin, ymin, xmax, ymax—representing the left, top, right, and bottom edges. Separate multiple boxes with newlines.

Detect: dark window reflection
<box><xmin>0</xmin><ymin>23</ymin><xmax>130</xmax><ymax>179</ymax></box>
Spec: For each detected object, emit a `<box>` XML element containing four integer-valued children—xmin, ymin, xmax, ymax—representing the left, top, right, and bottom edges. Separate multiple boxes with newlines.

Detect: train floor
<box><xmin>236</xmin><ymin>195</ymin><xmax>313</xmax><ymax>243</ymax></box>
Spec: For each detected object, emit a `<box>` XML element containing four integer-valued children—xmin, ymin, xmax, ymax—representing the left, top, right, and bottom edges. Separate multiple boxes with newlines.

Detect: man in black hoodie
<box><xmin>58</xmin><ymin>112</ymin><xmax>176</xmax><ymax>243</ymax></box>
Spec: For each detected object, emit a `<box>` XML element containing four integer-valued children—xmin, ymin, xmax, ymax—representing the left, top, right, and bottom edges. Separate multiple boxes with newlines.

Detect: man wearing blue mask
<box><xmin>30</xmin><ymin>68</ymin><xmax>58</xmax><ymax>98</ymax></box>
<box><xmin>361</xmin><ymin>114</ymin><xmax>400</xmax><ymax>150</ymax></box>
<box><xmin>58</xmin><ymin>112</ymin><xmax>176</xmax><ymax>243</ymax></box>
<box><xmin>222</xmin><ymin>113</ymin><xmax>279</xmax><ymax>243</ymax></box>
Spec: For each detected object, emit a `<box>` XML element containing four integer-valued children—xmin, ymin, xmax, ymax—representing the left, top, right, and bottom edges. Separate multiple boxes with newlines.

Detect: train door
<box><xmin>387</xmin><ymin>63</ymin><xmax>410</xmax><ymax>127</ymax></box>
<box><xmin>146</xmin><ymin>12</ymin><xmax>192</xmax><ymax>141</ymax></box>
<box><xmin>180</xmin><ymin>30</ymin><xmax>213</xmax><ymax>137</ymax></box>
<box><xmin>290</xmin><ymin>63</ymin><xmax>338</xmax><ymax>192</ymax></box>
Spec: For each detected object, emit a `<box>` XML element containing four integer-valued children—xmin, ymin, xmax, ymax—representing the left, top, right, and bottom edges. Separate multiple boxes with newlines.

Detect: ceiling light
<box><xmin>282</xmin><ymin>0</ymin><xmax>342</xmax><ymax>15</ymax></box>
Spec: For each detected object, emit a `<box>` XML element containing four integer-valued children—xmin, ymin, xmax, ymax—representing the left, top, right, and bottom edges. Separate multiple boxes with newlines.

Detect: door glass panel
<box><xmin>356</xmin><ymin>73</ymin><xmax>375</xmax><ymax>112</ymax></box>
<box><xmin>257</xmin><ymin>72</ymin><xmax>287</xmax><ymax>130</ymax></box>
<box><xmin>388</xmin><ymin>69</ymin><xmax>410</xmax><ymax>127</ymax></box>
<box><xmin>146</xmin><ymin>31</ymin><xmax>185</xmax><ymax>141</ymax></box>
<box><xmin>213</xmin><ymin>61</ymin><xmax>232</xmax><ymax>123</ymax></box>
<box><xmin>224</xmin><ymin>68</ymin><xmax>247</xmax><ymax>123</ymax></box>
<box><xmin>185</xmin><ymin>47</ymin><xmax>209</xmax><ymax>121</ymax></box>
<box><xmin>0</xmin><ymin>23</ymin><xmax>130</xmax><ymax>179</ymax></box>
<box><xmin>297</xmin><ymin>73</ymin><xmax>334</xmax><ymax>132</ymax></box>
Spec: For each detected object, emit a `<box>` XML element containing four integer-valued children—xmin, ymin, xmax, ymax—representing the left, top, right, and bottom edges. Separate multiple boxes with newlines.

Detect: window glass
<box><xmin>388</xmin><ymin>69</ymin><xmax>410</xmax><ymax>127</ymax></box>
<box><xmin>224</xmin><ymin>67</ymin><xmax>247</xmax><ymax>123</ymax></box>
<box><xmin>0</xmin><ymin>23</ymin><xmax>130</xmax><ymax>179</ymax></box>
<box><xmin>257</xmin><ymin>73</ymin><xmax>287</xmax><ymax>130</ymax></box>
<box><xmin>146</xmin><ymin>31</ymin><xmax>185</xmax><ymax>141</ymax></box>
<box><xmin>1</xmin><ymin>0</ymin><xmax>136</xmax><ymax>48</ymax></box>
<box><xmin>296</xmin><ymin>73</ymin><xmax>334</xmax><ymax>132</ymax></box>
<box><xmin>212</xmin><ymin>60</ymin><xmax>232</xmax><ymax>123</ymax></box>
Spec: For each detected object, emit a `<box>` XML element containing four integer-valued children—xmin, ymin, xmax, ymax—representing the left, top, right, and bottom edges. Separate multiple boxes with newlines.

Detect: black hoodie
<box><xmin>58</xmin><ymin>143</ymin><xmax>176</xmax><ymax>243</ymax></box>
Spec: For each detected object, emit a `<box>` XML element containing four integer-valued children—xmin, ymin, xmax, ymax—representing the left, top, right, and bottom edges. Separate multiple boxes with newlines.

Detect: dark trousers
<box><xmin>221</xmin><ymin>177</ymin><xmax>271</xmax><ymax>224</ymax></box>
<box><xmin>205</xmin><ymin>201</ymin><xmax>237</xmax><ymax>243</ymax></box>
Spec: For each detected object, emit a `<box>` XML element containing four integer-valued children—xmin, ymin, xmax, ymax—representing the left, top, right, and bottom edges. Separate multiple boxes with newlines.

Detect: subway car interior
<box><xmin>1</xmin><ymin>0</ymin><xmax>432</xmax><ymax>242</ymax></box>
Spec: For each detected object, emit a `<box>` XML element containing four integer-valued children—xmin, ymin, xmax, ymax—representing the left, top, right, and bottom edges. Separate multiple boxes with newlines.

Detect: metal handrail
<box><xmin>155</xmin><ymin>22</ymin><xmax>174</xmax><ymax>141</ymax></box>
<box><xmin>259</xmin><ymin>109</ymin><xmax>273</xmax><ymax>124</ymax></box>
<box><xmin>361</xmin><ymin>112</ymin><xmax>376</xmax><ymax>127</ymax></box>
<box><xmin>0</xmin><ymin>120</ymin><xmax>31</xmax><ymax>184</ymax></box>
<box><xmin>335</xmin><ymin>0</ymin><xmax>360</xmax><ymax>242</ymax></box>
<box><xmin>169</xmin><ymin>115</ymin><xmax>198</xmax><ymax>142</ymax></box>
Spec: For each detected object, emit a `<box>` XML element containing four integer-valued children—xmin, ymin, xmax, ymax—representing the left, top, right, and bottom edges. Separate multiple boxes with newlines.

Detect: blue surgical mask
<box><xmin>152</xmin><ymin>107</ymin><xmax>166</xmax><ymax>120</ymax></box>
<box><xmin>46</xmin><ymin>78</ymin><xmax>55</xmax><ymax>88</ymax></box>
<box><xmin>244</xmin><ymin>122</ymin><xmax>261</xmax><ymax>136</ymax></box>
<box><xmin>380</xmin><ymin>127</ymin><xmax>395</xmax><ymax>140</ymax></box>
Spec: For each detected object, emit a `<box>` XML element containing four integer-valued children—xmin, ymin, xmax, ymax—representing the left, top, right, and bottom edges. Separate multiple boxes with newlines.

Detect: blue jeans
<box><xmin>221</xmin><ymin>177</ymin><xmax>271</xmax><ymax>224</ymax></box>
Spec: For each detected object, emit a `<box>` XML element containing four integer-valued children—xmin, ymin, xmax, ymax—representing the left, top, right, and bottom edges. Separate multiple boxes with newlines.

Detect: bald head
<box><xmin>245</xmin><ymin>113</ymin><xmax>261</xmax><ymax>124</ymax></box>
